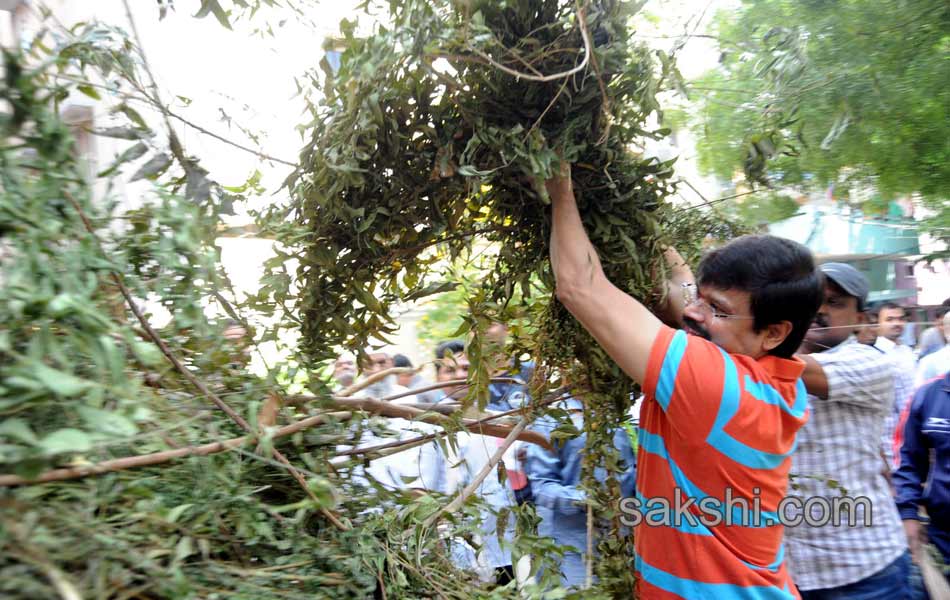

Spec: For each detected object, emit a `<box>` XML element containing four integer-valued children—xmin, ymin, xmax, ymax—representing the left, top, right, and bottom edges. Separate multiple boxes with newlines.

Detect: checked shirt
<box><xmin>785</xmin><ymin>337</ymin><xmax>907</xmax><ymax>591</ymax></box>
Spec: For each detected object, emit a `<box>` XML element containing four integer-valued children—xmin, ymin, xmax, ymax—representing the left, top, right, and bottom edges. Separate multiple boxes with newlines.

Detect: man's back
<box><xmin>636</xmin><ymin>326</ymin><xmax>806</xmax><ymax>598</ymax></box>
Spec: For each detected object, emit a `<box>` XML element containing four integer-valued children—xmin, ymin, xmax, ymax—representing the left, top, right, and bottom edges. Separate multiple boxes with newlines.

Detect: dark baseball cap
<box><xmin>820</xmin><ymin>262</ymin><xmax>870</xmax><ymax>308</ymax></box>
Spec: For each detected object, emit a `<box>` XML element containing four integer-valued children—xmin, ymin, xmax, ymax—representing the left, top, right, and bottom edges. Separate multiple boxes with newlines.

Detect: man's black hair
<box><xmin>869</xmin><ymin>301</ymin><xmax>904</xmax><ymax>319</ymax></box>
<box><xmin>696</xmin><ymin>235</ymin><xmax>823</xmax><ymax>358</ymax></box>
<box><xmin>434</xmin><ymin>340</ymin><xmax>465</xmax><ymax>372</ymax></box>
<box><xmin>392</xmin><ymin>354</ymin><xmax>412</xmax><ymax>368</ymax></box>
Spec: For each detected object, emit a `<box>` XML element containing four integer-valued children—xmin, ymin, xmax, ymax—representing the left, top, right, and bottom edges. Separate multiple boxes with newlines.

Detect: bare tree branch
<box><xmin>0</xmin><ymin>412</ymin><xmax>354</xmax><ymax>487</ymax></box>
<box><xmin>422</xmin><ymin>418</ymin><xmax>529</xmax><ymax>529</ymax></box>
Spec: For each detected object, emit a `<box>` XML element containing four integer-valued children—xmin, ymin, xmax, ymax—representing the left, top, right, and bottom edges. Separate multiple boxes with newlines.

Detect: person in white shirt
<box><xmin>872</xmin><ymin>302</ymin><xmax>918</xmax><ymax>466</ymax></box>
<box><xmin>918</xmin><ymin>300</ymin><xmax>949</xmax><ymax>359</ymax></box>
<box><xmin>916</xmin><ymin>312</ymin><xmax>950</xmax><ymax>387</ymax></box>
<box><xmin>335</xmin><ymin>349</ymin><xmax>426</xmax><ymax>495</ymax></box>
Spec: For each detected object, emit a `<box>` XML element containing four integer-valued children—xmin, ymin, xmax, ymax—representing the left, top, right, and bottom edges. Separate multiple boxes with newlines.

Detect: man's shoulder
<box><xmin>921</xmin><ymin>345</ymin><xmax>950</xmax><ymax>367</ymax></box>
<box><xmin>819</xmin><ymin>338</ymin><xmax>889</xmax><ymax>363</ymax></box>
<box><xmin>913</xmin><ymin>374</ymin><xmax>950</xmax><ymax>408</ymax></box>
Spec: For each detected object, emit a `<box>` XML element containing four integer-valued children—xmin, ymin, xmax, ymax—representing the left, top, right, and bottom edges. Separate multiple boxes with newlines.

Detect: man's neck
<box><xmin>875</xmin><ymin>336</ymin><xmax>896</xmax><ymax>350</ymax></box>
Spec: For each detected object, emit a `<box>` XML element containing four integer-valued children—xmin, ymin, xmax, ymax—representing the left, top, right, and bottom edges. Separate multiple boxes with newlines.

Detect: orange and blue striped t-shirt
<box><xmin>635</xmin><ymin>326</ymin><xmax>808</xmax><ymax>599</ymax></box>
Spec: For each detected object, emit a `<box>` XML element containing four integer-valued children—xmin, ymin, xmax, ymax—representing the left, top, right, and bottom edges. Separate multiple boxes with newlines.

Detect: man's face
<box><xmin>484</xmin><ymin>323</ymin><xmax>509</xmax><ymax>370</ymax></box>
<box><xmin>877</xmin><ymin>307</ymin><xmax>906</xmax><ymax>342</ymax></box>
<box><xmin>396</xmin><ymin>371</ymin><xmax>414</xmax><ymax>388</ymax></box>
<box><xmin>333</xmin><ymin>357</ymin><xmax>356</xmax><ymax>386</ymax></box>
<box><xmin>682</xmin><ymin>286</ymin><xmax>776</xmax><ymax>358</ymax></box>
<box><xmin>223</xmin><ymin>324</ymin><xmax>251</xmax><ymax>365</ymax></box>
<box><xmin>362</xmin><ymin>352</ymin><xmax>392</xmax><ymax>376</ymax></box>
<box><xmin>802</xmin><ymin>281</ymin><xmax>862</xmax><ymax>353</ymax></box>
<box><xmin>436</xmin><ymin>353</ymin><xmax>470</xmax><ymax>399</ymax></box>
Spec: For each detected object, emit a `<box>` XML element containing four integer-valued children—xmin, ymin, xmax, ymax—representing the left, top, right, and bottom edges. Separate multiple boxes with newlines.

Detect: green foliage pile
<box><xmin>0</xmin><ymin>21</ymin><xmax>495</xmax><ymax>600</ymax></box>
<box><xmin>272</xmin><ymin>0</ymin><xmax>740</xmax><ymax>594</ymax></box>
<box><xmin>0</xmin><ymin>3</ymin><xmax>743</xmax><ymax>598</ymax></box>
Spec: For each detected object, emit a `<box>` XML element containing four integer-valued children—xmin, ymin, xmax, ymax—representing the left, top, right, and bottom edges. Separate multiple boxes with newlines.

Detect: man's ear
<box><xmin>762</xmin><ymin>320</ymin><xmax>794</xmax><ymax>352</ymax></box>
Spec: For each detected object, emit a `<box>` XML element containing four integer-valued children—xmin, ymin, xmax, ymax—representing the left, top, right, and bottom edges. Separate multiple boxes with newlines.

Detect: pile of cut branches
<box><xmin>0</xmin><ymin>2</ymin><xmax>744</xmax><ymax>598</ymax></box>
<box><xmin>266</xmin><ymin>0</ymin><xmax>741</xmax><ymax>594</ymax></box>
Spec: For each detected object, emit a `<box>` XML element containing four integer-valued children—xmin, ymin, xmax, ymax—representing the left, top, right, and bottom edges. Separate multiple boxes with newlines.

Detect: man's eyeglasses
<box><xmin>681</xmin><ymin>283</ymin><xmax>754</xmax><ymax>321</ymax></box>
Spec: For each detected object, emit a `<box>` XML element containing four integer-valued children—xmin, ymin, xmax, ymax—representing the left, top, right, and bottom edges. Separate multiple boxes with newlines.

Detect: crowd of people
<box><xmin>325</xmin><ymin>166</ymin><xmax>950</xmax><ymax>598</ymax></box>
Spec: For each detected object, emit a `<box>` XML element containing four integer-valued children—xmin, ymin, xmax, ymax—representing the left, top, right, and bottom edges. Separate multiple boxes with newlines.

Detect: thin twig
<box><xmin>327</xmin><ymin>396</ymin><xmax>552</xmax><ymax>450</ymax></box>
<box><xmin>467</xmin><ymin>4</ymin><xmax>593</xmax><ymax>82</ymax></box>
<box><xmin>422</xmin><ymin>418</ymin><xmax>529</xmax><ymax>529</ymax></box>
<box><xmin>585</xmin><ymin>502</ymin><xmax>594</xmax><ymax>588</ymax></box>
<box><xmin>121</xmin><ymin>0</ymin><xmax>188</xmax><ymax>166</ymax></box>
<box><xmin>164</xmin><ymin>106</ymin><xmax>296</xmax><ymax>167</ymax></box>
<box><xmin>575</xmin><ymin>0</ymin><xmax>611</xmax><ymax>145</ymax></box>
<box><xmin>373</xmin><ymin>376</ymin><xmax>527</xmax><ymax>404</ymax></box>
<box><xmin>336</xmin><ymin>387</ymin><xmax>575</xmax><ymax>458</ymax></box>
<box><xmin>673</xmin><ymin>189</ymin><xmax>760</xmax><ymax>212</ymax></box>
<box><xmin>337</xmin><ymin>367</ymin><xmax>417</xmax><ymax>398</ymax></box>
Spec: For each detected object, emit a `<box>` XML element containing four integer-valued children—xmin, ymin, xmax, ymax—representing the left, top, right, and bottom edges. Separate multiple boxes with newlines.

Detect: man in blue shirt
<box><xmin>894</xmin><ymin>372</ymin><xmax>950</xmax><ymax>571</ymax></box>
<box><xmin>524</xmin><ymin>397</ymin><xmax>637</xmax><ymax>588</ymax></box>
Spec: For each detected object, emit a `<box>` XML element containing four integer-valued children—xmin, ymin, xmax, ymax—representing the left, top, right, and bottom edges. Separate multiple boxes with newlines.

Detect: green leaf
<box><xmin>76</xmin><ymin>406</ymin><xmax>137</xmax><ymax>437</ymax></box>
<box><xmin>98</xmin><ymin>142</ymin><xmax>149</xmax><ymax>178</ymax></box>
<box><xmin>33</xmin><ymin>362</ymin><xmax>92</xmax><ymax>397</ymax></box>
<box><xmin>90</xmin><ymin>126</ymin><xmax>151</xmax><ymax>140</ymax></box>
<box><xmin>130</xmin><ymin>153</ymin><xmax>173</xmax><ymax>181</ymax></box>
<box><xmin>184</xmin><ymin>162</ymin><xmax>212</xmax><ymax>203</ymax></box>
<box><xmin>0</xmin><ymin>418</ymin><xmax>40</xmax><ymax>445</ymax></box>
<box><xmin>194</xmin><ymin>0</ymin><xmax>231</xmax><ymax>30</ymax></box>
<box><xmin>115</xmin><ymin>104</ymin><xmax>149</xmax><ymax>130</ymax></box>
<box><xmin>174</xmin><ymin>536</ymin><xmax>195</xmax><ymax>562</ymax></box>
<box><xmin>13</xmin><ymin>458</ymin><xmax>48</xmax><ymax>481</ymax></box>
<box><xmin>404</xmin><ymin>281</ymin><xmax>459</xmax><ymax>301</ymax></box>
<box><xmin>131</xmin><ymin>340</ymin><xmax>163</xmax><ymax>367</ymax></box>
<box><xmin>40</xmin><ymin>428</ymin><xmax>93</xmax><ymax>455</ymax></box>
<box><xmin>77</xmin><ymin>85</ymin><xmax>101</xmax><ymax>100</ymax></box>
<box><xmin>166</xmin><ymin>504</ymin><xmax>193</xmax><ymax>523</ymax></box>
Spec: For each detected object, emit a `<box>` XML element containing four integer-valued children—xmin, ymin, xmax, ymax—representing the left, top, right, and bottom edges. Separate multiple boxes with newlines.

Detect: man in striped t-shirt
<box><xmin>546</xmin><ymin>164</ymin><xmax>823</xmax><ymax>599</ymax></box>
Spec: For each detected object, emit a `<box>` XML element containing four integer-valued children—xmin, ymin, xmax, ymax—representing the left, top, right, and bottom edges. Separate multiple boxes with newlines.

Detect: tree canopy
<box><xmin>680</xmin><ymin>0</ymin><xmax>949</xmax><ymax>248</ymax></box>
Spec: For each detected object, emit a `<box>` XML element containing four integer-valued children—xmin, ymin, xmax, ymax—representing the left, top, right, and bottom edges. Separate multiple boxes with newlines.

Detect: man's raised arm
<box><xmin>547</xmin><ymin>164</ymin><xmax>665</xmax><ymax>385</ymax></box>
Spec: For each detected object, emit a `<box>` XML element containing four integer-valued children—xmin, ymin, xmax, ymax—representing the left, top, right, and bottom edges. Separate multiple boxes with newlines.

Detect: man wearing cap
<box><xmin>789</xmin><ymin>262</ymin><xmax>912</xmax><ymax>598</ymax></box>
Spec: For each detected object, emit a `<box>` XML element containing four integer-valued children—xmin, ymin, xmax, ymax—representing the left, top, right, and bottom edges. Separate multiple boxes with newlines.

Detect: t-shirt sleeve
<box><xmin>642</xmin><ymin>325</ymin><xmax>731</xmax><ymax>431</ymax></box>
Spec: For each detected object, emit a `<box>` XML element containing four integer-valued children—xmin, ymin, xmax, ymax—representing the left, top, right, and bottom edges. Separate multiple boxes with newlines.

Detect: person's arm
<box><xmin>547</xmin><ymin>164</ymin><xmax>663</xmax><ymax>385</ymax></box>
<box><xmin>524</xmin><ymin>428</ymin><xmax>586</xmax><ymax>515</ymax></box>
<box><xmin>892</xmin><ymin>390</ymin><xmax>931</xmax><ymax>562</ymax></box>
<box><xmin>796</xmin><ymin>354</ymin><xmax>829</xmax><ymax>399</ymax></box>
<box><xmin>796</xmin><ymin>347</ymin><xmax>891</xmax><ymax>405</ymax></box>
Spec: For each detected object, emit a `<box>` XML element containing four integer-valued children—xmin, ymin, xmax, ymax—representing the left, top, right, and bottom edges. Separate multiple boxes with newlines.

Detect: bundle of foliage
<box><xmin>0</xmin><ymin>2</ymin><xmax>743</xmax><ymax>598</ymax></box>
<box><xmin>270</xmin><ymin>0</ymin><xmax>743</xmax><ymax>594</ymax></box>
<box><xmin>0</xmin><ymin>16</ymin><xmax>525</xmax><ymax>600</ymax></box>
<box><xmin>680</xmin><ymin>0</ymin><xmax>950</xmax><ymax>253</ymax></box>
